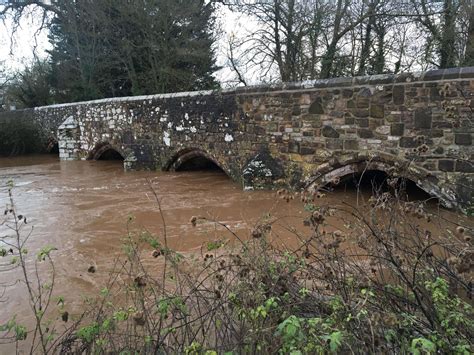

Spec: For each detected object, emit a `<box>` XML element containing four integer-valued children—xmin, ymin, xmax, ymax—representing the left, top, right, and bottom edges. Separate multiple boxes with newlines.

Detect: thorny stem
<box><xmin>8</xmin><ymin>188</ymin><xmax>49</xmax><ymax>354</ymax></box>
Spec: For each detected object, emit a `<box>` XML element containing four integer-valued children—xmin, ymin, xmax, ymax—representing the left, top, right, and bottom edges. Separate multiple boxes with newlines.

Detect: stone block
<box><xmin>300</xmin><ymin>146</ymin><xmax>315</xmax><ymax>155</ymax></box>
<box><xmin>455</xmin><ymin>160</ymin><xmax>474</xmax><ymax>173</ymax></box>
<box><xmin>369</xmin><ymin>74</ymin><xmax>395</xmax><ymax>85</ymax></box>
<box><xmin>356</xmin><ymin>118</ymin><xmax>369</xmax><ymax>127</ymax></box>
<box><xmin>267</xmin><ymin>122</ymin><xmax>278</xmax><ymax>132</ymax></box>
<box><xmin>421</xmin><ymin>129</ymin><xmax>444</xmax><ymax>138</ymax></box>
<box><xmin>309</xmin><ymin>98</ymin><xmax>324</xmax><ymax>114</ymax></box>
<box><xmin>455</xmin><ymin>133</ymin><xmax>472</xmax><ymax>145</ymax></box>
<box><xmin>344</xmin><ymin>115</ymin><xmax>355</xmax><ymax>125</ymax></box>
<box><xmin>292</xmin><ymin>105</ymin><xmax>301</xmax><ymax>116</ymax></box>
<box><xmin>322</xmin><ymin>125</ymin><xmax>340</xmax><ymax>138</ymax></box>
<box><xmin>353</xmin><ymin>109</ymin><xmax>369</xmax><ymax>118</ymax></box>
<box><xmin>422</xmin><ymin>161</ymin><xmax>437</xmax><ymax>171</ymax></box>
<box><xmin>288</xmin><ymin>141</ymin><xmax>300</xmax><ymax>153</ymax></box>
<box><xmin>432</xmin><ymin>121</ymin><xmax>453</xmax><ymax>129</ymax></box>
<box><xmin>344</xmin><ymin>139</ymin><xmax>358</xmax><ymax>150</ymax></box>
<box><xmin>375</xmin><ymin>125</ymin><xmax>390</xmax><ymax>135</ymax></box>
<box><xmin>460</xmin><ymin>67</ymin><xmax>474</xmax><ymax>79</ymax></box>
<box><xmin>370</xmin><ymin>104</ymin><xmax>385</xmax><ymax>118</ymax></box>
<box><xmin>443</xmin><ymin>67</ymin><xmax>460</xmax><ymax>79</ymax></box>
<box><xmin>423</xmin><ymin>69</ymin><xmax>444</xmax><ymax>81</ymax></box>
<box><xmin>356</xmin><ymin>99</ymin><xmax>370</xmax><ymax>109</ymax></box>
<box><xmin>367</xmin><ymin>139</ymin><xmax>382</xmax><ymax>144</ymax></box>
<box><xmin>357</xmin><ymin>128</ymin><xmax>373</xmax><ymax>139</ymax></box>
<box><xmin>393</xmin><ymin>85</ymin><xmax>405</xmax><ymax>105</ymax></box>
<box><xmin>399</xmin><ymin>137</ymin><xmax>417</xmax><ymax>148</ymax></box>
<box><xmin>325</xmin><ymin>138</ymin><xmax>343</xmax><ymax>150</ymax></box>
<box><xmin>342</xmin><ymin>89</ymin><xmax>353</xmax><ymax>98</ymax></box>
<box><xmin>390</xmin><ymin>123</ymin><xmax>404</xmax><ymax>136</ymax></box>
<box><xmin>414</xmin><ymin>108</ymin><xmax>432</xmax><ymax>129</ymax></box>
<box><xmin>438</xmin><ymin>159</ymin><xmax>455</xmax><ymax>172</ymax></box>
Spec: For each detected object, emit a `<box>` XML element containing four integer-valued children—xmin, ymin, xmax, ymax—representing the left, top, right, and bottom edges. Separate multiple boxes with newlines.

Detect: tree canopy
<box><xmin>1</xmin><ymin>0</ymin><xmax>219</xmax><ymax>106</ymax></box>
<box><xmin>224</xmin><ymin>0</ymin><xmax>473</xmax><ymax>84</ymax></box>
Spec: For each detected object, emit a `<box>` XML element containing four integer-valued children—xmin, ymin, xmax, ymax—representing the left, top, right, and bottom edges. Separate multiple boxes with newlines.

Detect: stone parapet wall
<box><xmin>229</xmin><ymin>68</ymin><xmax>473</xmax><ymax>208</ymax></box>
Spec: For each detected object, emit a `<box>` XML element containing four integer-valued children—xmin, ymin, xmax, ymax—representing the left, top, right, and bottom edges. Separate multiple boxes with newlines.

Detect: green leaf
<box><xmin>76</xmin><ymin>323</ymin><xmax>100</xmax><ymax>343</ymax></box>
<box><xmin>100</xmin><ymin>287</ymin><xmax>109</xmax><ymax>297</ymax></box>
<box><xmin>37</xmin><ymin>246</ymin><xmax>57</xmax><ymax>261</ymax></box>
<box><xmin>14</xmin><ymin>324</ymin><xmax>27</xmax><ymax>341</ymax></box>
<box><xmin>113</xmin><ymin>310</ymin><xmax>128</xmax><ymax>321</ymax></box>
<box><xmin>206</xmin><ymin>240</ymin><xmax>224</xmax><ymax>251</ymax></box>
<box><xmin>328</xmin><ymin>331</ymin><xmax>343</xmax><ymax>352</ymax></box>
<box><xmin>410</xmin><ymin>338</ymin><xmax>436</xmax><ymax>354</ymax></box>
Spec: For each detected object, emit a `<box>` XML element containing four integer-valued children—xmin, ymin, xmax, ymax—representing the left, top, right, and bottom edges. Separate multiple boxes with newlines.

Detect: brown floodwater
<box><xmin>0</xmin><ymin>155</ymin><xmax>471</xmax><ymax>351</ymax></box>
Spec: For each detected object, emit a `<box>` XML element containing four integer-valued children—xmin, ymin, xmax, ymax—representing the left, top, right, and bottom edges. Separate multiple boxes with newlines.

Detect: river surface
<box><xmin>0</xmin><ymin>155</ymin><xmax>471</xmax><ymax>351</ymax></box>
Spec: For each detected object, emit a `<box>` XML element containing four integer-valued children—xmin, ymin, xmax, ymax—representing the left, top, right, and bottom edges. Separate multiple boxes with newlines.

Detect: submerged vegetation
<box><xmin>0</xmin><ymin>112</ymin><xmax>43</xmax><ymax>156</ymax></box>
<box><xmin>1</xmin><ymin>176</ymin><xmax>473</xmax><ymax>354</ymax></box>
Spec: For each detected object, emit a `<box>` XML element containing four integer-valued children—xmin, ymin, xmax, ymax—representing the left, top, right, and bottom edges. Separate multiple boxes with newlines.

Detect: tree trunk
<box><xmin>372</xmin><ymin>23</ymin><xmax>385</xmax><ymax>74</ymax></box>
<box><xmin>357</xmin><ymin>0</ymin><xmax>377</xmax><ymax>76</ymax></box>
<box><xmin>439</xmin><ymin>0</ymin><xmax>457</xmax><ymax>68</ymax></box>
<box><xmin>463</xmin><ymin>2</ymin><xmax>474</xmax><ymax>66</ymax></box>
<box><xmin>320</xmin><ymin>0</ymin><xmax>345</xmax><ymax>79</ymax></box>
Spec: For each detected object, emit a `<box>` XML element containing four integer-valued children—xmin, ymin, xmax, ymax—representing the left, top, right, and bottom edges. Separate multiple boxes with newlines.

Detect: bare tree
<box><xmin>410</xmin><ymin>0</ymin><xmax>470</xmax><ymax>68</ymax></box>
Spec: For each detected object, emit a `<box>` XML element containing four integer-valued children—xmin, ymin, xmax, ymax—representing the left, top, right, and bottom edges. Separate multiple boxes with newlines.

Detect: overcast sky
<box><xmin>0</xmin><ymin>6</ymin><xmax>51</xmax><ymax>71</ymax></box>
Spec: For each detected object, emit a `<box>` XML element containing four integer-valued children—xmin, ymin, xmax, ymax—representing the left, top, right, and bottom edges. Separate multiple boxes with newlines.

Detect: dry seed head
<box><xmin>134</xmin><ymin>276</ymin><xmax>147</xmax><ymax>288</ymax></box>
<box><xmin>446</xmin><ymin>256</ymin><xmax>459</xmax><ymax>266</ymax></box>
<box><xmin>251</xmin><ymin>228</ymin><xmax>262</xmax><ymax>238</ymax></box>
<box><xmin>133</xmin><ymin>312</ymin><xmax>145</xmax><ymax>326</ymax></box>
<box><xmin>416</xmin><ymin>135</ymin><xmax>425</xmax><ymax>144</ymax></box>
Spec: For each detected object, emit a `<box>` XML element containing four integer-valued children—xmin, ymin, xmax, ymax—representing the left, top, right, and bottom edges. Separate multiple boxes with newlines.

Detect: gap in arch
<box><xmin>329</xmin><ymin>170</ymin><xmax>437</xmax><ymax>203</ymax></box>
<box><xmin>49</xmin><ymin>143</ymin><xmax>59</xmax><ymax>154</ymax></box>
<box><xmin>176</xmin><ymin>156</ymin><xmax>223</xmax><ymax>172</ymax></box>
<box><xmin>97</xmin><ymin>148</ymin><xmax>124</xmax><ymax>161</ymax></box>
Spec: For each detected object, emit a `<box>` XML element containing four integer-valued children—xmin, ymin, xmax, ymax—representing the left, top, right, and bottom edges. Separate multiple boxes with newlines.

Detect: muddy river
<box><xmin>0</xmin><ymin>155</ymin><xmax>471</xmax><ymax>351</ymax></box>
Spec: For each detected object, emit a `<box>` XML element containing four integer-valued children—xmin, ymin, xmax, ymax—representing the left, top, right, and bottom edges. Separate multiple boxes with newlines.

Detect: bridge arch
<box><xmin>87</xmin><ymin>142</ymin><xmax>125</xmax><ymax>161</ymax></box>
<box><xmin>305</xmin><ymin>153</ymin><xmax>455</xmax><ymax>208</ymax></box>
<box><xmin>165</xmin><ymin>148</ymin><xmax>229</xmax><ymax>175</ymax></box>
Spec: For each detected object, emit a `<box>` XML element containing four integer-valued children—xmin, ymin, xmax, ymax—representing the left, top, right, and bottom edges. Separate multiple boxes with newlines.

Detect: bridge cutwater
<box><xmin>1</xmin><ymin>67</ymin><xmax>473</xmax><ymax>211</ymax></box>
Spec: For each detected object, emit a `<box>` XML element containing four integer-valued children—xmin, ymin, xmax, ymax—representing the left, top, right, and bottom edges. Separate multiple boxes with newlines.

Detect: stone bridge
<box><xmin>4</xmin><ymin>67</ymin><xmax>474</xmax><ymax>210</ymax></box>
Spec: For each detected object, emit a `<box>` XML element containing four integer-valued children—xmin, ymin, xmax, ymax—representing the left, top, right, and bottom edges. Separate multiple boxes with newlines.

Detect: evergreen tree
<box><xmin>6</xmin><ymin>60</ymin><xmax>53</xmax><ymax>108</ymax></box>
<box><xmin>47</xmin><ymin>0</ymin><xmax>219</xmax><ymax>102</ymax></box>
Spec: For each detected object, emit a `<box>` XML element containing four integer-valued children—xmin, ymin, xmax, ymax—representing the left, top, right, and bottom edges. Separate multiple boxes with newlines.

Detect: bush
<box><xmin>0</xmin><ymin>111</ymin><xmax>43</xmax><ymax>156</ymax></box>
